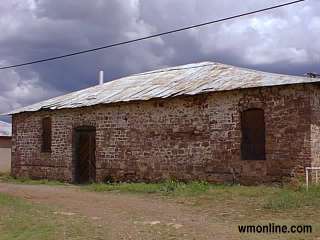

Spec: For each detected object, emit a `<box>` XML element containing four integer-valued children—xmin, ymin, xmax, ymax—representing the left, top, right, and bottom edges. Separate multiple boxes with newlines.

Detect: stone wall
<box><xmin>11</xmin><ymin>84</ymin><xmax>315</xmax><ymax>184</ymax></box>
<box><xmin>310</xmin><ymin>85</ymin><xmax>320</xmax><ymax>168</ymax></box>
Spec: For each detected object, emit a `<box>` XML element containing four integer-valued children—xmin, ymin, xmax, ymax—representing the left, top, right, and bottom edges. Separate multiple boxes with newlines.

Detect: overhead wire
<box><xmin>0</xmin><ymin>0</ymin><xmax>304</xmax><ymax>70</ymax></box>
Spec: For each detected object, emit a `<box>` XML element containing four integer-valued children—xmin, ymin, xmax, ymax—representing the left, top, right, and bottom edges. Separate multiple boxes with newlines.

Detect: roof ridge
<box><xmin>132</xmin><ymin>62</ymin><xmax>216</xmax><ymax>77</ymax></box>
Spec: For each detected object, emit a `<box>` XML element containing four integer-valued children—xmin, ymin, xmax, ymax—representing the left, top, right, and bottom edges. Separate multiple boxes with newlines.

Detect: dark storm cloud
<box><xmin>0</xmin><ymin>0</ymin><xmax>318</xmax><ymax>122</ymax></box>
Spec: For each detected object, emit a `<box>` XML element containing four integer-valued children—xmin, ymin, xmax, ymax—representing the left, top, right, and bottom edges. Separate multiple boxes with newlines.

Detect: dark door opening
<box><xmin>241</xmin><ymin>108</ymin><xmax>266</xmax><ymax>160</ymax></box>
<box><xmin>74</xmin><ymin>127</ymin><xmax>96</xmax><ymax>184</ymax></box>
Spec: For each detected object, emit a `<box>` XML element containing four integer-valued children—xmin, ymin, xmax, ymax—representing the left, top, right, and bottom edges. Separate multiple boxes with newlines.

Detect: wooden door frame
<box><xmin>72</xmin><ymin>126</ymin><xmax>96</xmax><ymax>183</ymax></box>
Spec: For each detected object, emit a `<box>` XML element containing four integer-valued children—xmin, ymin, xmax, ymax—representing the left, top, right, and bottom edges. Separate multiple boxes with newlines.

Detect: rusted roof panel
<box><xmin>5</xmin><ymin>61</ymin><xmax>320</xmax><ymax>115</ymax></box>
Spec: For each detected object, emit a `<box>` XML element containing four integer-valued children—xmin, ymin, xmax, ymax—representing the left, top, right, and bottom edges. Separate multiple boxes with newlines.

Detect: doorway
<box><xmin>74</xmin><ymin>127</ymin><xmax>96</xmax><ymax>183</ymax></box>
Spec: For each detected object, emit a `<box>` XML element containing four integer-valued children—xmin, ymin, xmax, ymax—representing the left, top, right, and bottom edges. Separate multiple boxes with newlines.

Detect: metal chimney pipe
<box><xmin>99</xmin><ymin>70</ymin><xmax>104</xmax><ymax>85</ymax></box>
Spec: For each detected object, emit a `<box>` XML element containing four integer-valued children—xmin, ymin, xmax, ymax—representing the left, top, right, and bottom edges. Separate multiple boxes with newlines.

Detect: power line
<box><xmin>0</xmin><ymin>0</ymin><xmax>304</xmax><ymax>70</ymax></box>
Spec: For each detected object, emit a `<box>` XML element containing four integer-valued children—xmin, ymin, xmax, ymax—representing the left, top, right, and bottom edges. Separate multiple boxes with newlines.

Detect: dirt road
<box><xmin>0</xmin><ymin>183</ymin><xmax>237</xmax><ymax>240</ymax></box>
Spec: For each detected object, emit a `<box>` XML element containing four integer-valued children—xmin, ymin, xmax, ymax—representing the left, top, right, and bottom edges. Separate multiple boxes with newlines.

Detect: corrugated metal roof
<box><xmin>5</xmin><ymin>61</ymin><xmax>320</xmax><ymax>115</ymax></box>
<box><xmin>0</xmin><ymin>121</ymin><xmax>12</xmax><ymax>136</ymax></box>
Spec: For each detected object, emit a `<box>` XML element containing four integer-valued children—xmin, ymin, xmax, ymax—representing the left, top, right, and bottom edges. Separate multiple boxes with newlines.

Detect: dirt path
<box><xmin>0</xmin><ymin>183</ymin><xmax>237</xmax><ymax>240</ymax></box>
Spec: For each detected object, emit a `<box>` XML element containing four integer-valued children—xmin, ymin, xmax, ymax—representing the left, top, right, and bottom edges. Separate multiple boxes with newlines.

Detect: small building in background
<box><xmin>0</xmin><ymin>121</ymin><xmax>11</xmax><ymax>173</ymax></box>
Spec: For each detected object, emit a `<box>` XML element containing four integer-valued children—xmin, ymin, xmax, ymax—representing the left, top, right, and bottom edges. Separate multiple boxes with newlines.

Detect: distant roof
<box><xmin>5</xmin><ymin>61</ymin><xmax>320</xmax><ymax>115</ymax></box>
<box><xmin>0</xmin><ymin>121</ymin><xmax>11</xmax><ymax>136</ymax></box>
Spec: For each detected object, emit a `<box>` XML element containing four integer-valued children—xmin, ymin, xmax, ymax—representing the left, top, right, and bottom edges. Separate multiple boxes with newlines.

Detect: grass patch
<box><xmin>85</xmin><ymin>180</ymin><xmax>210</xmax><ymax>196</ymax></box>
<box><xmin>85</xmin><ymin>180</ymin><xmax>320</xmax><ymax>210</ymax></box>
<box><xmin>263</xmin><ymin>189</ymin><xmax>305</xmax><ymax>210</ymax></box>
<box><xmin>0</xmin><ymin>172</ymin><xmax>66</xmax><ymax>186</ymax></box>
<box><xmin>3</xmin><ymin>171</ymin><xmax>320</xmax><ymax>212</ymax></box>
<box><xmin>1</xmin><ymin>181</ymin><xmax>320</xmax><ymax>239</ymax></box>
<box><xmin>0</xmin><ymin>193</ymin><xmax>101</xmax><ymax>240</ymax></box>
<box><xmin>263</xmin><ymin>185</ymin><xmax>320</xmax><ymax>210</ymax></box>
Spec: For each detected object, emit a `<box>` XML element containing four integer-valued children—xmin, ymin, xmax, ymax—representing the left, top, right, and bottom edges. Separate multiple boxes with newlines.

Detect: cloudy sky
<box><xmin>0</xmin><ymin>0</ymin><xmax>317</xmax><ymax>122</ymax></box>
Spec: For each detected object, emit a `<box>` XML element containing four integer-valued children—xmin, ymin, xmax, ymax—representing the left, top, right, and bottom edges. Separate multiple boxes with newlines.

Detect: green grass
<box><xmin>84</xmin><ymin>180</ymin><xmax>210</xmax><ymax>196</ymax></box>
<box><xmin>263</xmin><ymin>185</ymin><xmax>320</xmax><ymax>210</ymax></box>
<box><xmin>0</xmin><ymin>172</ymin><xmax>66</xmax><ymax>186</ymax></box>
<box><xmin>3</xmin><ymin>171</ymin><xmax>320</xmax><ymax>211</ymax></box>
<box><xmin>1</xmin><ymin>179</ymin><xmax>320</xmax><ymax>239</ymax></box>
<box><xmin>84</xmin><ymin>180</ymin><xmax>320</xmax><ymax>210</ymax></box>
<box><xmin>0</xmin><ymin>193</ymin><xmax>103</xmax><ymax>240</ymax></box>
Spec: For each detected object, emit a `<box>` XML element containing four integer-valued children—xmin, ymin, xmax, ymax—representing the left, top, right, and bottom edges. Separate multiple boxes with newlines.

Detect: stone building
<box><xmin>0</xmin><ymin>121</ymin><xmax>12</xmax><ymax>172</ymax></box>
<box><xmin>5</xmin><ymin>62</ymin><xmax>320</xmax><ymax>184</ymax></box>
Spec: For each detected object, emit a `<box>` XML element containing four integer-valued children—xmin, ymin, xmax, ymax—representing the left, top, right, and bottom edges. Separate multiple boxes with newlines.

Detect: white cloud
<box><xmin>0</xmin><ymin>64</ymin><xmax>62</xmax><ymax>113</ymax></box>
